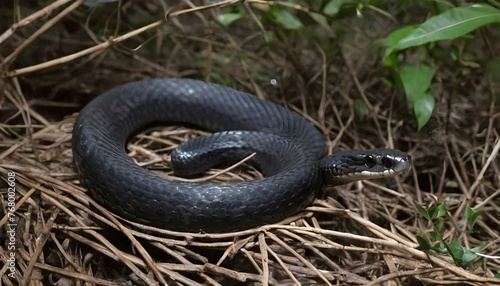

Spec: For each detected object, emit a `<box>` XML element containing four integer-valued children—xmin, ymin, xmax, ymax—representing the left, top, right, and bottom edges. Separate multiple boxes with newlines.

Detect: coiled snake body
<box><xmin>72</xmin><ymin>78</ymin><xmax>411</xmax><ymax>232</ymax></box>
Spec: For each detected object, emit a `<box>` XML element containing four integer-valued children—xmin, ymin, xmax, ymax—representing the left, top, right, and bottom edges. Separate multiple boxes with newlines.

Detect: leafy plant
<box><xmin>381</xmin><ymin>3</ymin><xmax>500</xmax><ymax>130</ymax></box>
<box><xmin>212</xmin><ymin>1</ymin><xmax>500</xmax><ymax>130</ymax></box>
<box><xmin>416</xmin><ymin>203</ymin><xmax>487</xmax><ymax>268</ymax></box>
<box><xmin>216</xmin><ymin>5</ymin><xmax>246</xmax><ymax>27</ymax></box>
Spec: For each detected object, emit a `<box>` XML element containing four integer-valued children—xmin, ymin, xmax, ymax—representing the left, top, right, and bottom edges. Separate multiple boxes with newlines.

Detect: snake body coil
<box><xmin>72</xmin><ymin>78</ymin><xmax>410</xmax><ymax>232</ymax></box>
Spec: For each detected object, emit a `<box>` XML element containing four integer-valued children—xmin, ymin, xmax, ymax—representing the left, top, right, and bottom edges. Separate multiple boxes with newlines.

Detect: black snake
<box><xmin>72</xmin><ymin>78</ymin><xmax>411</xmax><ymax>232</ymax></box>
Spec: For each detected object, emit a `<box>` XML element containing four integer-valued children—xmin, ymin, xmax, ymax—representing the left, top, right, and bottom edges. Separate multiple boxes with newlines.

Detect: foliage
<box><xmin>212</xmin><ymin>0</ymin><xmax>500</xmax><ymax>129</ymax></box>
<box><xmin>416</xmin><ymin>203</ymin><xmax>488</xmax><ymax>268</ymax></box>
<box><xmin>382</xmin><ymin>3</ymin><xmax>500</xmax><ymax>129</ymax></box>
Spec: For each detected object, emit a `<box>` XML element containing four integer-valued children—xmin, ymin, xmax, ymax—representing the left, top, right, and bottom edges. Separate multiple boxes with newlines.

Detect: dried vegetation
<box><xmin>0</xmin><ymin>1</ymin><xmax>499</xmax><ymax>285</ymax></box>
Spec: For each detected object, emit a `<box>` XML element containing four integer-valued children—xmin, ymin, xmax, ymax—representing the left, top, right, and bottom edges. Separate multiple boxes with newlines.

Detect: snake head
<box><xmin>320</xmin><ymin>149</ymin><xmax>412</xmax><ymax>186</ymax></box>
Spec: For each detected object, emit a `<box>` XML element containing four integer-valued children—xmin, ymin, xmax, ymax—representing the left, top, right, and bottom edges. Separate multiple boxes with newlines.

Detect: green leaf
<box><xmin>429</xmin><ymin>234</ymin><xmax>447</xmax><ymax>253</ymax></box>
<box><xmin>309</xmin><ymin>12</ymin><xmax>334</xmax><ymax>33</ymax></box>
<box><xmin>416</xmin><ymin>234</ymin><xmax>432</xmax><ymax>251</ymax></box>
<box><xmin>448</xmin><ymin>236</ymin><xmax>465</xmax><ymax>265</ymax></box>
<box><xmin>462</xmin><ymin>244</ymin><xmax>485</xmax><ymax>265</ymax></box>
<box><xmin>394</xmin><ymin>4</ymin><xmax>500</xmax><ymax>51</ymax></box>
<box><xmin>382</xmin><ymin>25</ymin><xmax>418</xmax><ymax>65</ymax></box>
<box><xmin>399</xmin><ymin>63</ymin><xmax>435</xmax><ymax>103</ymax></box>
<box><xmin>430</xmin><ymin>203</ymin><xmax>448</xmax><ymax>220</ymax></box>
<box><xmin>399</xmin><ymin>64</ymin><xmax>434</xmax><ymax>101</ymax></box>
<box><xmin>469</xmin><ymin>244</ymin><xmax>485</xmax><ymax>253</ymax></box>
<box><xmin>430</xmin><ymin>230</ymin><xmax>441</xmax><ymax>241</ymax></box>
<box><xmin>416</xmin><ymin>204</ymin><xmax>431</xmax><ymax>221</ymax></box>
<box><xmin>414</xmin><ymin>93</ymin><xmax>435</xmax><ymax>130</ymax></box>
<box><xmin>272</xmin><ymin>9</ymin><xmax>304</xmax><ymax>30</ymax></box>
<box><xmin>217</xmin><ymin>12</ymin><xmax>244</xmax><ymax>27</ymax></box>
<box><xmin>382</xmin><ymin>53</ymin><xmax>398</xmax><ymax>68</ymax></box>
<box><xmin>323</xmin><ymin>0</ymin><xmax>353</xmax><ymax>16</ymax></box>
<box><xmin>398</xmin><ymin>63</ymin><xmax>435</xmax><ymax>130</ymax></box>
<box><xmin>465</xmin><ymin>204</ymin><xmax>483</xmax><ymax>230</ymax></box>
<box><xmin>462</xmin><ymin>250</ymin><xmax>478</xmax><ymax>265</ymax></box>
<box><xmin>434</xmin><ymin>244</ymin><xmax>448</xmax><ymax>253</ymax></box>
<box><xmin>429</xmin><ymin>231</ymin><xmax>446</xmax><ymax>254</ymax></box>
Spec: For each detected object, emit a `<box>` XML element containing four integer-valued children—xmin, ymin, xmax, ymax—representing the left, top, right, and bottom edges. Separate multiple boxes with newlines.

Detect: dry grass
<box><xmin>1</xmin><ymin>1</ymin><xmax>499</xmax><ymax>285</ymax></box>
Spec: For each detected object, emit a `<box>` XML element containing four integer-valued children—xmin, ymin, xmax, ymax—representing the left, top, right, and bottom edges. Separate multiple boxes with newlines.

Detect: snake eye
<box><xmin>382</xmin><ymin>157</ymin><xmax>393</xmax><ymax>168</ymax></box>
<box><xmin>364</xmin><ymin>155</ymin><xmax>376</xmax><ymax>168</ymax></box>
